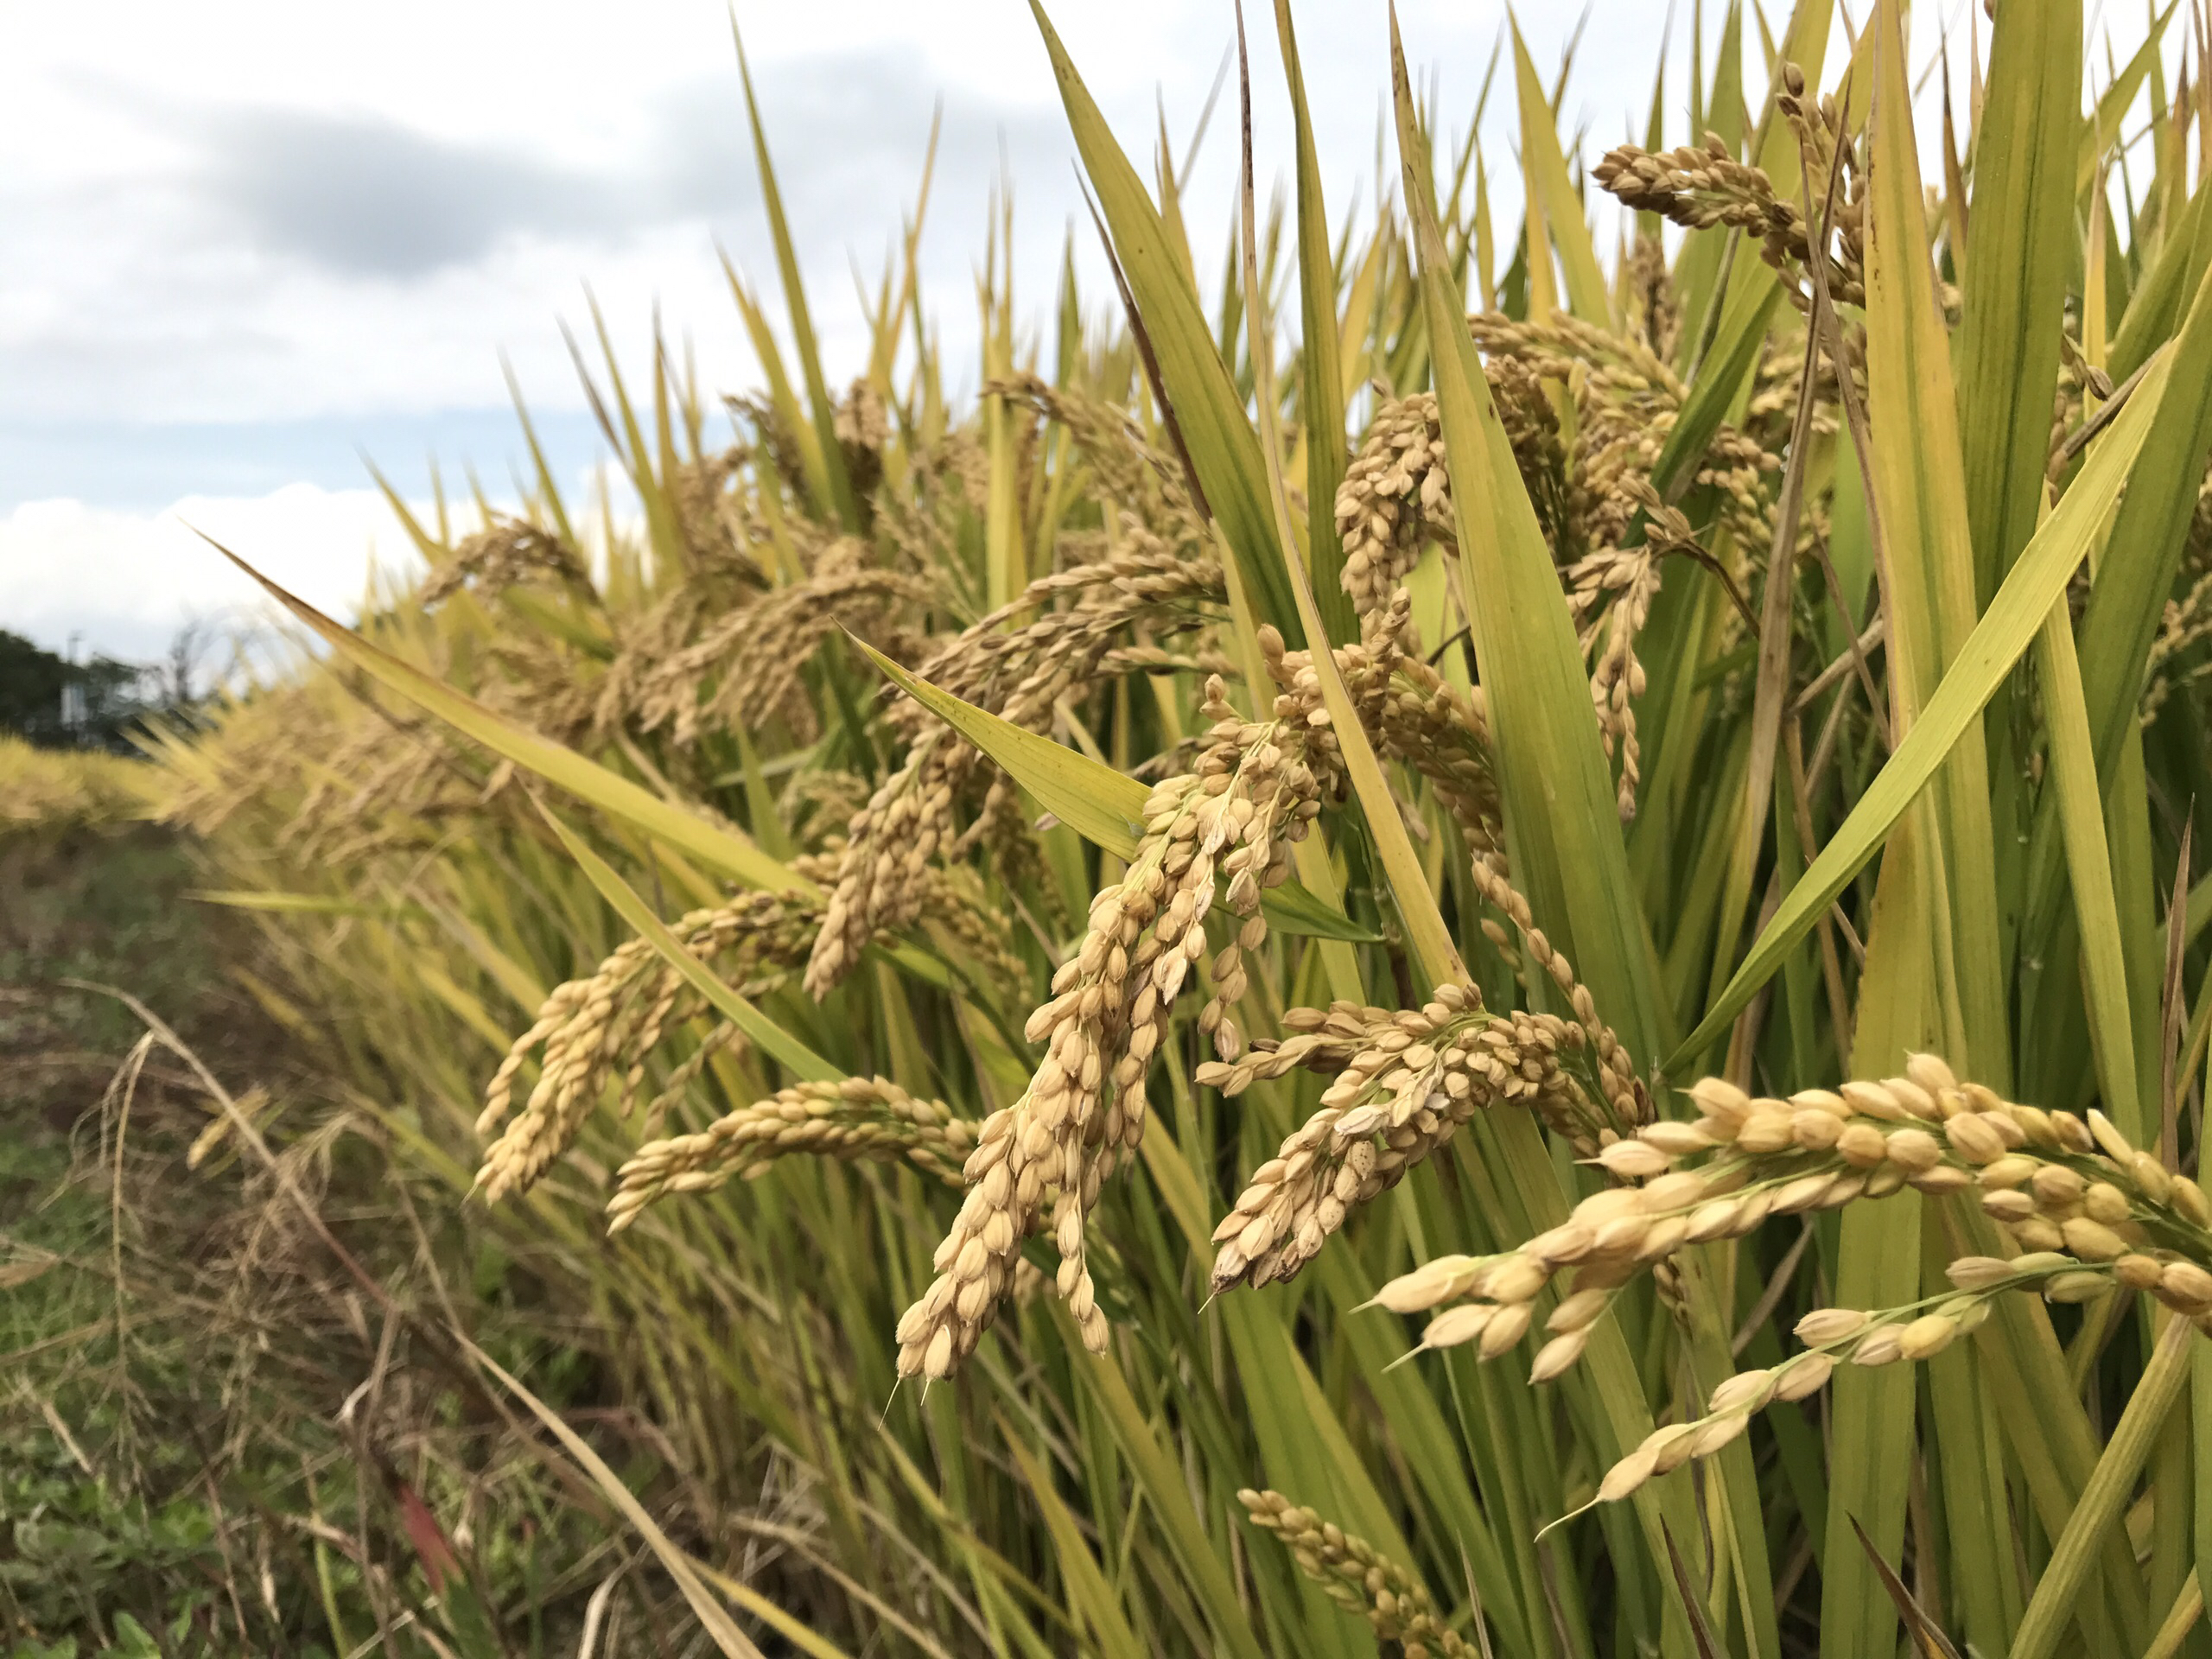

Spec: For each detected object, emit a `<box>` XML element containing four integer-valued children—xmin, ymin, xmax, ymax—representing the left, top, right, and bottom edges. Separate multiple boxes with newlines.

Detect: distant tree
<box><xmin>0</xmin><ymin>631</ymin><xmax>67</xmax><ymax>740</ymax></box>
<box><xmin>0</xmin><ymin>630</ymin><xmax>169</xmax><ymax>752</ymax></box>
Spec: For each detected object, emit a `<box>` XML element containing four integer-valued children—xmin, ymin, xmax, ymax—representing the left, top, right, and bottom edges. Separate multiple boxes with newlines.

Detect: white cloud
<box><xmin>0</xmin><ymin>485</ymin><xmax>462</xmax><ymax>661</ymax></box>
<box><xmin>0</xmin><ymin>4</ymin><xmax>1676</xmax><ymax>432</ymax></box>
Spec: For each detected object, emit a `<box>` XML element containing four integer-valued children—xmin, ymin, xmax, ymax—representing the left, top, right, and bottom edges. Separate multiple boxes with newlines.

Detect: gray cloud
<box><xmin>3</xmin><ymin>39</ymin><xmax>1208</xmax><ymax>436</ymax></box>
<box><xmin>183</xmin><ymin>49</ymin><xmax>1061</xmax><ymax>280</ymax></box>
<box><xmin>194</xmin><ymin>108</ymin><xmax>629</xmax><ymax>275</ymax></box>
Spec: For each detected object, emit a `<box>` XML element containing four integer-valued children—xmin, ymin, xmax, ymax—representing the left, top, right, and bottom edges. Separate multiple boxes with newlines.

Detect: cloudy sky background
<box><xmin>0</xmin><ymin>2</ymin><xmax>2169</xmax><ymax>665</ymax></box>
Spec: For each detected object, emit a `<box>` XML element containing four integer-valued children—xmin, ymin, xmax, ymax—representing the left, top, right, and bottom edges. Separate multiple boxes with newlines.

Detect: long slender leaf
<box><xmin>1670</xmin><ymin>346</ymin><xmax>2173</xmax><ymax>1069</ymax></box>
<box><xmin>461</xmin><ymin>1338</ymin><xmax>773</xmax><ymax>1659</ymax></box>
<box><xmin>532</xmin><ymin>799</ymin><xmax>839</xmax><ymax>1084</ymax></box>
<box><xmin>208</xmin><ymin>541</ymin><xmax>809</xmax><ymax>896</ymax></box>
<box><xmin>2011</xmin><ymin>1318</ymin><xmax>2196</xmax><ymax>1659</ymax></box>
<box><xmin>1027</xmin><ymin>2</ymin><xmax>1301</xmax><ymax>642</ymax></box>
<box><xmin>1001</xmin><ymin>1433</ymin><xmax>1149</xmax><ymax>1659</ymax></box>
<box><xmin>1511</xmin><ymin>20</ymin><xmax>1609</xmax><ymax>327</ymax></box>
<box><xmin>849</xmin><ymin>634</ymin><xmax>1379</xmax><ymax>943</ymax></box>
<box><xmin>2074</xmin><ymin>3</ymin><xmax>2178</xmax><ymax>199</ymax></box>
<box><xmin>2034</xmin><ymin>601</ymin><xmax>2142</xmax><ymax>1125</ymax></box>
<box><xmin>1392</xmin><ymin>23</ymin><xmax>1738</xmax><ymax>1658</ymax></box>
<box><xmin>733</xmin><ymin>22</ymin><xmax>859</xmax><ymax>531</ymax></box>
<box><xmin>1391</xmin><ymin>10</ymin><xmax>1667</xmax><ymax>1062</ymax></box>
<box><xmin>1955</xmin><ymin>0</ymin><xmax>2081</xmax><ymax>604</ymax></box>
<box><xmin>1272</xmin><ymin>0</ymin><xmax>1357</xmax><ymax>646</ymax></box>
<box><xmin>1854</xmin><ymin>0</ymin><xmax>2005</xmax><ymax>1080</ymax></box>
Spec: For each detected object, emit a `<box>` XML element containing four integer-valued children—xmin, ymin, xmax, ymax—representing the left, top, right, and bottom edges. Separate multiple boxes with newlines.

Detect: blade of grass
<box><xmin>1001</xmin><ymin>1432</ymin><xmax>1148</xmax><ymax>1659</ymax></box>
<box><xmin>1704</xmin><ymin>192</ymin><xmax>1831</xmax><ymax>1052</ymax></box>
<box><xmin>1668</xmin><ymin>346</ymin><xmax>2173</xmax><ymax>1070</ymax></box>
<box><xmin>2010</xmin><ymin>1316</ymin><xmax>2196</xmax><ymax>1659</ymax></box>
<box><xmin>2008</xmin><ymin>235</ymin><xmax>2212</xmax><ymax>1021</ymax></box>
<box><xmin>1856</xmin><ymin>0</ymin><xmax>2006</xmax><ymax>1079</ymax></box>
<box><xmin>1391</xmin><ymin>22</ymin><xmax>1734</xmax><ymax>1656</ymax></box>
<box><xmin>1651</xmin><ymin>276</ymin><xmax>1784</xmax><ymax>502</ymax></box>
<box><xmin>723</xmin><ymin>258</ymin><xmax>832</xmax><ymax>524</ymax></box>
<box><xmin>1068</xmin><ymin>1335</ymin><xmax>1271</xmax><ymax>1659</ymax></box>
<box><xmin>1955</xmin><ymin>0</ymin><xmax>2081</xmax><ymax>604</ymax></box>
<box><xmin>1659</xmin><ymin>1524</ymin><xmax>1722</xmax><ymax>1659</ymax></box>
<box><xmin>1951</xmin><ymin>0</ymin><xmax>2082</xmax><ymax>995</ymax></box>
<box><xmin>1272</xmin><ymin>0</ymin><xmax>1357</xmax><ymax>647</ymax></box>
<box><xmin>2075</xmin><ymin>4</ymin><xmax>2179</xmax><ymax>199</ymax></box>
<box><xmin>207</xmin><ymin>540</ymin><xmax>809</xmax><ymax>896</ymax></box>
<box><xmin>733</xmin><ymin>20</ymin><xmax>858</xmax><ymax>531</ymax></box>
<box><xmin>870</xmin><ymin>106</ymin><xmax>939</xmax><ymax>401</ymax></box>
<box><xmin>2109</xmin><ymin>181</ymin><xmax>2209</xmax><ymax>382</ymax></box>
<box><xmin>1241</xmin><ymin>5</ymin><xmax>1462</xmax><ymax>989</ymax></box>
<box><xmin>2145</xmin><ymin>1571</ymin><xmax>2205</xmax><ymax>1659</ymax></box>
<box><xmin>2068</xmin><ymin>221</ymin><xmax>2212</xmax><ymax>785</ymax></box>
<box><xmin>1389</xmin><ymin>8</ymin><xmax>1663</xmax><ymax>1058</ymax></box>
<box><xmin>847</xmin><ymin>633</ymin><xmax>1378</xmax><ymax>942</ymax></box>
<box><xmin>531</xmin><ymin>798</ymin><xmax>839</xmax><ymax>1084</ymax></box>
<box><xmin>1823</xmin><ymin>826</ymin><xmax>1942</xmax><ymax>1658</ymax></box>
<box><xmin>982</xmin><ymin>223</ymin><xmax>1024</xmax><ymax>613</ymax></box>
<box><xmin>572</xmin><ymin>302</ymin><xmax>684</xmax><ymax>578</ymax></box>
<box><xmin>460</xmin><ymin>1336</ymin><xmax>774</xmax><ymax>1659</ymax></box>
<box><xmin>1028</xmin><ymin>0</ymin><xmax>1301</xmax><ymax>641</ymax></box>
<box><xmin>2033</xmin><ymin>598</ymin><xmax>2143</xmax><ymax>1131</ymax></box>
<box><xmin>502</xmin><ymin>354</ymin><xmax>580</xmax><ymax>554</ymax></box>
<box><xmin>1848</xmin><ymin>1516</ymin><xmax>1966</xmax><ymax>1659</ymax></box>
<box><xmin>2160</xmin><ymin>822</ymin><xmax>2194</xmax><ymax>1163</ymax></box>
<box><xmin>1510</xmin><ymin>19</ymin><xmax>1610</xmax><ymax>326</ymax></box>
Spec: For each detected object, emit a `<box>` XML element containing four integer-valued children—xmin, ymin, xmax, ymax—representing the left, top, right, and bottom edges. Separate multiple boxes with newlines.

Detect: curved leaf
<box><xmin>1027</xmin><ymin>1</ymin><xmax>1300</xmax><ymax>642</ymax></box>
<box><xmin>208</xmin><ymin>541</ymin><xmax>810</xmax><ymax>897</ymax></box>
<box><xmin>849</xmin><ymin>635</ymin><xmax>1379</xmax><ymax>944</ymax></box>
<box><xmin>1669</xmin><ymin>346</ymin><xmax>2174</xmax><ymax>1071</ymax></box>
<box><xmin>535</xmin><ymin>799</ymin><xmax>840</xmax><ymax>1085</ymax></box>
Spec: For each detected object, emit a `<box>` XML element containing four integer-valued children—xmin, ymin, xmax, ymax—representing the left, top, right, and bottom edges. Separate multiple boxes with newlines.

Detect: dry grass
<box><xmin>0</xmin><ymin>735</ymin><xmax>152</xmax><ymax>836</ymax></box>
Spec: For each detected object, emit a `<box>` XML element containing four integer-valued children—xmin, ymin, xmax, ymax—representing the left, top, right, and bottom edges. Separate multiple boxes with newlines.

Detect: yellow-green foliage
<box><xmin>143</xmin><ymin>3</ymin><xmax>2212</xmax><ymax>1656</ymax></box>
<box><xmin>0</xmin><ymin>734</ymin><xmax>150</xmax><ymax>835</ymax></box>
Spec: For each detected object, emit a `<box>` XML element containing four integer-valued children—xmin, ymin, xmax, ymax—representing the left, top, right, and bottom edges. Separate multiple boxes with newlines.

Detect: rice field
<box><xmin>11</xmin><ymin>0</ymin><xmax>2212</xmax><ymax>1654</ymax></box>
<box><xmin>0</xmin><ymin>735</ymin><xmax>151</xmax><ymax>837</ymax></box>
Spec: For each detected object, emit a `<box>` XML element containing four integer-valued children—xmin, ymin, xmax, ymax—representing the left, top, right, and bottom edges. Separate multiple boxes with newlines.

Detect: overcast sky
<box><xmin>0</xmin><ymin>2</ymin><xmax>2165</xmax><ymax>664</ymax></box>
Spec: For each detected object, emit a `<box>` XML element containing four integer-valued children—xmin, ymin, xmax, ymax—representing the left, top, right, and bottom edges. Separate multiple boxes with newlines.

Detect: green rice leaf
<box><xmin>2074</xmin><ymin>3</ymin><xmax>2178</xmax><ymax>199</ymax></box>
<box><xmin>1821</xmin><ymin>820</ymin><xmax>1940</xmax><ymax>1654</ymax></box>
<box><xmin>1511</xmin><ymin>19</ymin><xmax>1610</xmax><ymax>326</ymax></box>
<box><xmin>723</xmin><ymin>258</ymin><xmax>832</xmax><ymax>523</ymax></box>
<box><xmin>2017</xmin><ymin>245</ymin><xmax>2212</xmax><ymax>987</ymax></box>
<box><xmin>2010</xmin><ymin>1318</ymin><xmax>2196</xmax><ymax>1659</ymax></box>
<box><xmin>1651</xmin><ymin>275</ymin><xmax>1783</xmax><ymax>499</ymax></box>
<box><xmin>849</xmin><ymin>635</ymin><xmax>1379</xmax><ymax>942</ymax></box>
<box><xmin>461</xmin><ymin>1337</ymin><xmax>779</xmax><ymax>1659</ymax></box>
<box><xmin>1001</xmin><ymin>1433</ymin><xmax>1149</xmax><ymax>1659</ymax></box>
<box><xmin>2033</xmin><ymin>601</ymin><xmax>2142</xmax><ymax>1130</ymax></box>
<box><xmin>1068</xmin><ymin>1352</ymin><xmax>1271</xmax><ymax>1659</ymax></box>
<box><xmin>2074</xmin><ymin>245</ymin><xmax>2212</xmax><ymax>781</ymax></box>
<box><xmin>1854</xmin><ymin>0</ymin><xmax>2006</xmax><ymax>1079</ymax></box>
<box><xmin>1272</xmin><ymin>0</ymin><xmax>1357</xmax><ymax>645</ymax></box>
<box><xmin>1669</xmin><ymin>346</ymin><xmax>2174</xmax><ymax>1071</ymax></box>
<box><xmin>733</xmin><ymin>22</ymin><xmax>859</xmax><ymax>531</ymax></box>
<box><xmin>1027</xmin><ymin>1</ymin><xmax>1301</xmax><ymax>641</ymax></box>
<box><xmin>1392</xmin><ymin>14</ymin><xmax>1666</xmax><ymax>1059</ymax></box>
<box><xmin>1955</xmin><ymin>0</ymin><xmax>2081</xmax><ymax>602</ymax></box>
<box><xmin>191</xmin><ymin>890</ymin><xmax>423</xmax><ymax>922</ymax></box>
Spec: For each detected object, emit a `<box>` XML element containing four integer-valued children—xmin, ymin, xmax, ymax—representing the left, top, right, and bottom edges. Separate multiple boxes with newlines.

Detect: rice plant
<box><xmin>0</xmin><ymin>735</ymin><xmax>153</xmax><ymax>836</ymax></box>
<box><xmin>141</xmin><ymin>0</ymin><xmax>2212</xmax><ymax>1652</ymax></box>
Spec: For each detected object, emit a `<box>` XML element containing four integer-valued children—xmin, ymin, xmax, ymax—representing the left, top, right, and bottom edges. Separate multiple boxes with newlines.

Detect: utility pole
<box><xmin>60</xmin><ymin>631</ymin><xmax>86</xmax><ymax>739</ymax></box>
